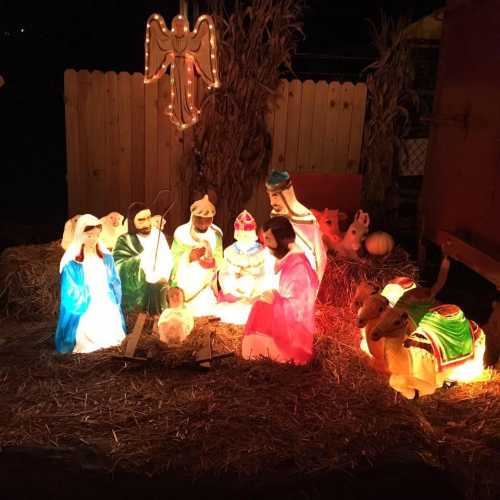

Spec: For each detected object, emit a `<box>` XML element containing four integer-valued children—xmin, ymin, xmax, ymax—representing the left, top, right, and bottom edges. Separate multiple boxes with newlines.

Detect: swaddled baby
<box><xmin>157</xmin><ymin>287</ymin><xmax>194</xmax><ymax>345</ymax></box>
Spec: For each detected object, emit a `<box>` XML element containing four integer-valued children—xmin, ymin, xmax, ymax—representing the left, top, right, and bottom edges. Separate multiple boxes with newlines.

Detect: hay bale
<box><xmin>0</xmin><ymin>241</ymin><xmax>63</xmax><ymax>320</ymax></box>
<box><xmin>318</xmin><ymin>246</ymin><xmax>419</xmax><ymax>307</ymax></box>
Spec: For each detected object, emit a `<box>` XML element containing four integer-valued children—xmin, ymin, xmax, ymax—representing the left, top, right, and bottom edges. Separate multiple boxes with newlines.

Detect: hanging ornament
<box><xmin>144</xmin><ymin>13</ymin><xmax>220</xmax><ymax>130</ymax></box>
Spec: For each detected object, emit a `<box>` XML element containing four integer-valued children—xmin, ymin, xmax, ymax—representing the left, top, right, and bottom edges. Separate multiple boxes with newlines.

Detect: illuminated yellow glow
<box><xmin>446</xmin><ymin>332</ymin><xmax>487</xmax><ymax>383</ymax></box>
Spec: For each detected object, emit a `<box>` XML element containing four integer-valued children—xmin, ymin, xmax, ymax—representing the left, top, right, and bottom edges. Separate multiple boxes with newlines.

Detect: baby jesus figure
<box><xmin>158</xmin><ymin>287</ymin><xmax>194</xmax><ymax>345</ymax></box>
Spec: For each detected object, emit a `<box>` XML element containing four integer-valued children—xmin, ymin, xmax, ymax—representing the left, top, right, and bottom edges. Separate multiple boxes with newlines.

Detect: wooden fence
<box><xmin>64</xmin><ymin>69</ymin><xmax>367</xmax><ymax>235</ymax></box>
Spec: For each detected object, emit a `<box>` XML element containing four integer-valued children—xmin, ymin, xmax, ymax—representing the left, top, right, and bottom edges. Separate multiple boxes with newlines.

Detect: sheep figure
<box><xmin>99</xmin><ymin>211</ymin><xmax>126</xmax><ymax>250</ymax></box>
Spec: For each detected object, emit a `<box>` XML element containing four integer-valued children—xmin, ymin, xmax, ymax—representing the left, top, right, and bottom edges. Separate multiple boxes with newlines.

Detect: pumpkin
<box><xmin>365</xmin><ymin>231</ymin><xmax>394</xmax><ymax>256</ymax></box>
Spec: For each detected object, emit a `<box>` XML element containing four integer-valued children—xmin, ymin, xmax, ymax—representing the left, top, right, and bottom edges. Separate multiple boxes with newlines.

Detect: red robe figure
<box><xmin>242</xmin><ymin>216</ymin><xmax>319</xmax><ymax>365</ymax></box>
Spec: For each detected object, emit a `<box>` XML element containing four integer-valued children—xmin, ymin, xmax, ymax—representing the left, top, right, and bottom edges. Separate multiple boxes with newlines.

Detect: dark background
<box><xmin>0</xmin><ymin>0</ymin><xmax>443</xmax><ymax>250</ymax></box>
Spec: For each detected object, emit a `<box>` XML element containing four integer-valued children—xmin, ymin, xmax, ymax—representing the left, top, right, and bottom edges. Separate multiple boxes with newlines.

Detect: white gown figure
<box><xmin>55</xmin><ymin>214</ymin><xmax>126</xmax><ymax>354</ymax></box>
<box><xmin>170</xmin><ymin>195</ymin><xmax>224</xmax><ymax>317</ymax></box>
<box><xmin>74</xmin><ymin>254</ymin><xmax>126</xmax><ymax>353</ymax></box>
<box><xmin>215</xmin><ymin>210</ymin><xmax>267</xmax><ymax>325</ymax></box>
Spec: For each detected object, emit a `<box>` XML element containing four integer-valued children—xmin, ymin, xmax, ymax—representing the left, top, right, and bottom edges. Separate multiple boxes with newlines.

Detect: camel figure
<box><xmin>369</xmin><ymin>305</ymin><xmax>486</xmax><ymax>399</ymax></box>
<box><xmin>355</xmin><ymin>293</ymin><xmax>390</xmax><ymax>374</ymax></box>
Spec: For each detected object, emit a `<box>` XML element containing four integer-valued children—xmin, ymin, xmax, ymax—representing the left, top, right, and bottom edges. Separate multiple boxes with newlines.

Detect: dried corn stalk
<box><xmin>182</xmin><ymin>0</ymin><xmax>303</xmax><ymax>239</ymax></box>
<box><xmin>361</xmin><ymin>14</ymin><xmax>419</xmax><ymax>227</ymax></box>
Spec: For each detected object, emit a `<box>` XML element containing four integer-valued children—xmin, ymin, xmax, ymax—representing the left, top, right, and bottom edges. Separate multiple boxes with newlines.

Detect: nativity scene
<box><xmin>1</xmin><ymin>0</ymin><xmax>500</xmax><ymax>497</ymax></box>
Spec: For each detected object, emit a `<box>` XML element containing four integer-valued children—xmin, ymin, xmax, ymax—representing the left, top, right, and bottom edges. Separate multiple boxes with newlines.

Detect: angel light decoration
<box><xmin>144</xmin><ymin>13</ymin><xmax>221</xmax><ymax>130</ymax></box>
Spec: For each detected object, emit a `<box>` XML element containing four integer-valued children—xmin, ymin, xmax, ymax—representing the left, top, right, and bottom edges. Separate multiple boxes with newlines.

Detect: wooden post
<box><xmin>125</xmin><ymin>313</ymin><xmax>147</xmax><ymax>357</ymax></box>
<box><xmin>179</xmin><ymin>0</ymin><xmax>188</xmax><ymax>17</ymax></box>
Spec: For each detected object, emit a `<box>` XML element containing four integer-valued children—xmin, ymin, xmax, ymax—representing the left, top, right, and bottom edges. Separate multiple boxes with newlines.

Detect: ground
<box><xmin>0</xmin><ymin>247</ymin><xmax>499</xmax><ymax>499</ymax></box>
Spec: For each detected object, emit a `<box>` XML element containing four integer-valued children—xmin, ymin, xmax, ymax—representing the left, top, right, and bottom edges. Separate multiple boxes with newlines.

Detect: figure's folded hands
<box><xmin>189</xmin><ymin>247</ymin><xmax>206</xmax><ymax>262</ymax></box>
<box><xmin>199</xmin><ymin>257</ymin><xmax>215</xmax><ymax>269</ymax></box>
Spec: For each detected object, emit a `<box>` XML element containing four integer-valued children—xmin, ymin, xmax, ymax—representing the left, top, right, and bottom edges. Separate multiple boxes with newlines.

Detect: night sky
<box><xmin>0</xmin><ymin>0</ymin><xmax>444</xmax><ymax>248</ymax></box>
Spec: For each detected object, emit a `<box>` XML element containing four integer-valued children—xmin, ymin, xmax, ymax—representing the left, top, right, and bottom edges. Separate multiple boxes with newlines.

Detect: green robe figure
<box><xmin>113</xmin><ymin>202</ymin><xmax>173</xmax><ymax>315</ymax></box>
<box><xmin>170</xmin><ymin>194</ymin><xmax>223</xmax><ymax>317</ymax></box>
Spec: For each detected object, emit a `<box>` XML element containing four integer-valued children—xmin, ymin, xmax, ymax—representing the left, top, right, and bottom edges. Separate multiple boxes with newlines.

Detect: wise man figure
<box><xmin>170</xmin><ymin>194</ymin><xmax>223</xmax><ymax>317</ymax></box>
<box><xmin>265</xmin><ymin>170</ymin><xmax>327</xmax><ymax>283</ymax></box>
<box><xmin>215</xmin><ymin>210</ymin><xmax>267</xmax><ymax>324</ymax></box>
<box><xmin>113</xmin><ymin>202</ymin><xmax>173</xmax><ymax>315</ymax></box>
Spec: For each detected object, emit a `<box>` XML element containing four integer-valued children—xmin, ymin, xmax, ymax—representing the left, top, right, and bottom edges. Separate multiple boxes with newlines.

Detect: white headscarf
<box><xmin>59</xmin><ymin>214</ymin><xmax>109</xmax><ymax>273</ymax></box>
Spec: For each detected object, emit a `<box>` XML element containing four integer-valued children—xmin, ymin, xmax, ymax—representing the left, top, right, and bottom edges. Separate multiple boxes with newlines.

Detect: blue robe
<box><xmin>55</xmin><ymin>253</ymin><xmax>126</xmax><ymax>353</ymax></box>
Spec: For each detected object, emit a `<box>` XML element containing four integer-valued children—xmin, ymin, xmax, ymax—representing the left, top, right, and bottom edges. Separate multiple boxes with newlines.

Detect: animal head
<box><xmin>371</xmin><ymin>307</ymin><xmax>409</xmax><ymax>342</ymax></box>
<box><xmin>343</xmin><ymin>209</ymin><xmax>370</xmax><ymax>252</ymax></box>
<box><xmin>352</xmin><ymin>281</ymin><xmax>380</xmax><ymax>311</ymax></box>
<box><xmin>356</xmin><ymin>294</ymin><xmax>389</xmax><ymax>328</ymax></box>
<box><xmin>101</xmin><ymin>211</ymin><xmax>124</xmax><ymax>228</ymax></box>
<box><xmin>61</xmin><ymin>214</ymin><xmax>82</xmax><ymax>250</ymax></box>
<box><xmin>312</xmin><ymin>208</ymin><xmax>347</xmax><ymax>235</ymax></box>
<box><xmin>311</xmin><ymin>208</ymin><xmax>347</xmax><ymax>249</ymax></box>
